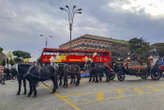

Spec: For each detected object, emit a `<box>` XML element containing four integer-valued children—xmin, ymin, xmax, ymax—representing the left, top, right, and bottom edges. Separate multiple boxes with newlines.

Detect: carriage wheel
<box><xmin>151</xmin><ymin>71</ymin><xmax>162</xmax><ymax>80</ymax></box>
<box><xmin>117</xmin><ymin>72</ymin><xmax>125</xmax><ymax>81</ymax></box>
<box><xmin>140</xmin><ymin>73</ymin><xmax>148</xmax><ymax>80</ymax></box>
<box><xmin>109</xmin><ymin>72</ymin><xmax>115</xmax><ymax>80</ymax></box>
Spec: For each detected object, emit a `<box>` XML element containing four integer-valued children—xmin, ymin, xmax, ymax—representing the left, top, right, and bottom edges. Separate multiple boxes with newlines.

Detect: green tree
<box><xmin>14</xmin><ymin>57</ymin><xmax>23</xmax><ymax>63</ymax></box>
<box><xmin>151</xmin><ymin>43</ymin><xmax>164</xmax><ymax>57</ymax></box>
<box><xmin>0</xmin><ymin>47</ymin><xmax>3</xmax><ymax>53</ymax></box>
<box><xmin>1</xmin><ymin>59</ymin><xmax>6</xmax><ymax>66</ymax></box>
<box><xmin>13</xmin><ymin>50</ymin><xmax>31</xmax><ymax>58</ymax></box>
<box><xmin>0</xmin><ymin>47</ymin><xmax>6</xmax><ymax>65</ymax></box>
<box><xmin>128</xmin><ymin>37</ymin><xmax>150</xmax><ymax>59</ymax></box>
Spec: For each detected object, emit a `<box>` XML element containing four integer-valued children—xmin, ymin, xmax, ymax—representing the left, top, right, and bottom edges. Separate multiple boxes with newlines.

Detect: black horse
<box><xmin>24</xmin><ymin>65</ymin><xmax>58</xmax><ymax>97</ymax></box>
<box><xmin>58</xmin><ymin>63</ymin><xmax>81</xmax><ymax>88</ymax></box>
<box><xmin>3</xmin><ymin>68</ymin><xmax>10</xmax><ymax>80</ymax></box>
<box><xmin>10</xmin><ymin>68</ymin><xmax>17</xmax><ymax>80</ymax></box>
<box><xmin>58</xmin><ymin>63</ymin><xmax>66</xmax><ymax>87</ymax></box>
<box><xmin>3</xmin><ymin>67</ymin><xmax>17</xmax><ymax>80</ymax></box>
<box><xmin>3</xmin><ymin>64</ymin><xmax>31</xmax><ymax>95</ymax></box>
<box><xmin>111</xmin><ymin>62</ymin><xmax>126</xmax><ymax>81</ymax></box>
<box><xmin>15</xmin><ymin>64</ymin><xmax>32</xmax><ymax>95</ymax></box>
<box><xmin>88</xmin><ymin>63</ymin><xmax>113</xmax><ymax>82</ymax></box>
<box><xmin>69</xmin><ymin>64</ymin><xmax>81</xmax><ymax>86</ymax></box>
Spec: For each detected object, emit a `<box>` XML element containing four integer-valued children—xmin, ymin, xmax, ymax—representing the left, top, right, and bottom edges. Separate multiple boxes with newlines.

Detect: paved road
<box><xmin>1</xmin><ymin>76</ymin><xmax>164</xmax><ymax>110</ymax></box>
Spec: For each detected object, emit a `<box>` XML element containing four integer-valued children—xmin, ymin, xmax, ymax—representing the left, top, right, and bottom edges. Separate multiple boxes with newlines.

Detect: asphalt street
<box><xmin>1</xmin><ymin>76</ymin><xmax>164</xmax><ymax>110</ymax></box>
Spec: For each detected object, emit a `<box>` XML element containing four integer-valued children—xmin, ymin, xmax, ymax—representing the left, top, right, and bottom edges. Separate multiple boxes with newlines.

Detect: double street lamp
<box><xmin>60</xmin><ymin>5</ymin><xmax>82</xmax><ymax>41</ymax></box>
<box><xmin>40</xmin><ymin>34</ymin><xmax>53</xmax><ymax>48</ymax></box>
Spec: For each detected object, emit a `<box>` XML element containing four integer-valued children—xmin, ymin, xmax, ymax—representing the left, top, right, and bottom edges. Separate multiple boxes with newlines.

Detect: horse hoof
<box><xmin>32</xmin><ymin>95</ymin><xmax>37</xmax><ymax>98</ymax></box>
<box><xmin>27</xmin><ymin>94</ymin><xmax>31</xmax><ymax>97</ymax></box>
<box><xmin>16</xmin><ymin>93</ymin><xmax>20</xmax><ymax>95</ymax></box>
<box><xmin>52</xmin><ymin>89</ymin><xmax>56</xmax><ymax>93</ymax></box>
<box><xmin>51</xmin><ymin>91</ymin><xmax>56</xmax><ymax>94</ymax></box>
<box><xmin>63</xmin><ymin>85</ymin><xmax>67</xmax><ymax>88</ymax></box>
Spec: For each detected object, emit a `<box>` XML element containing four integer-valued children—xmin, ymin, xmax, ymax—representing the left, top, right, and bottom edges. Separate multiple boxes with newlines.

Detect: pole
<box><xmin>60</xmin><ymin>5</ymin><xmax>82</xmax><ymax>42</ymax></box>
<box><xmin>69</xmin><ymin>29</ymin><xmax>71</xmax><ymax>49</ymax></box>
<box><xmin>45</xmin><ymin>37</ymin><xmax>48</xmax><ymax>48</ymax></box>
<box><xmin>70</xmin><ymin>23</ymin><xmax>72</xmax><ymax>41</ymax></box>
<box><xmin>40</xmin><ymin>34</ymin><xmax>53</xmax><ymax>48</ymax></box>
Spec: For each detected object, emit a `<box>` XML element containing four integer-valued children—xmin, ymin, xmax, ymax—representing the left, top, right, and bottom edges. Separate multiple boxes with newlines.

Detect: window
<box><xmin>43</xmin><ymin>52</ymin><xmax>51</xmax><ymax>55</ymax></box>
<box><xmin>102</xmin><ymin>53</ymin><xmax>109</xmax><ymax>56</ymax></box>
<box><xmin>85</xmin><ymin>52</ymin><xmax>92</xmax><ymax>56</ymax></box>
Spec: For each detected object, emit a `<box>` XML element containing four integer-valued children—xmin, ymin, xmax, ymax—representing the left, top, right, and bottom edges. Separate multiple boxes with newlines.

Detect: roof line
<box><xmin>59</xmin><ymin>34</ymin><xmax>128</xmax><ymax>47</ymax></box>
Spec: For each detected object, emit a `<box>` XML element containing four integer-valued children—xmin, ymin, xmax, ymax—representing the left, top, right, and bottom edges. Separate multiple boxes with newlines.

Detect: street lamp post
<box><xmin>60</xmin><ymin>5</ymin><xmax>82</xmax><ymax>41</ymax></box>
<box><xmin>40</xmin><ymin>34</ymin><xmax>53</xmax><ymax>48</ymax></box>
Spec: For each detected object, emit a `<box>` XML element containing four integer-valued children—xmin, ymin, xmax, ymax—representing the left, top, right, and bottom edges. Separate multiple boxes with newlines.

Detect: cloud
<box><xmin>0</xmin><ymin>0</ymin><xmax>164</xmax><ymax>58</ymax></box>
<box><xmin>72</xmin><ymin>13</ymin><xmax>110</xmax><ymax>37</ymax></box>
<box><xmin>108</xmin><ymin>0</ymin><xmax>164</xmax><ymax>18</ymax></box>
<box><xmin>85</xmin><ymin>0</ymin><xmax>164</xmax><ymax>43</ymax></box>
<box><xmin>0</xmin><ymin>0</ymin><xmax>68</xmax><ymax>57</ymax></box>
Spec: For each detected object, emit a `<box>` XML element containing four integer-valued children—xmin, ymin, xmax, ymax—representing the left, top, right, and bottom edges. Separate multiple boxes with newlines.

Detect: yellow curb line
<box><xmin>40</xmin><ymin>84</ymin><xmax>81</xmax><ymax>110</ymax></box>
<box><xmin>133</xmin><ymin>87</ymin><xmax>144</xmax><ymax>95</ymax></box>
<box><xmin>146</xmin><ymin>85</ymin><xmax>160</xmax><ymax>92</ymax></box>
<box><xmin>55</xmin><ymin>93</ymin><xmax>80</xmax><ymax>110</ymax></box>
<box><xmin>77</xmin><ymin>92</ymin><xmax>156</xmax><ymax>105</ymax></box>
<box><xmin>96</xmin><ymin>91</ymin><xmax>104</xmax><ymax>101</ymax></box>
<box><xmin>63</xmin><ymin>91</ymin><xmax>93</xmax><ymax>98</ymax></box>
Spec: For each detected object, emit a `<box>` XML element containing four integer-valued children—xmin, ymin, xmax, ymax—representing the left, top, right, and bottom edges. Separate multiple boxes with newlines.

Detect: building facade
<box><xmin>59</xmin><ymin>34</ymin><xmax>128</xmax><ymax>57</ymax></box>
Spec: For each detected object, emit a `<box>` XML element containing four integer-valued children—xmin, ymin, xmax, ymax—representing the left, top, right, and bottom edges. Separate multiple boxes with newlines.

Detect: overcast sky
<box><xmin>0</xmin><ymin>0</ymin><xmax>164</xmax><ymax>58</ymax></box>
